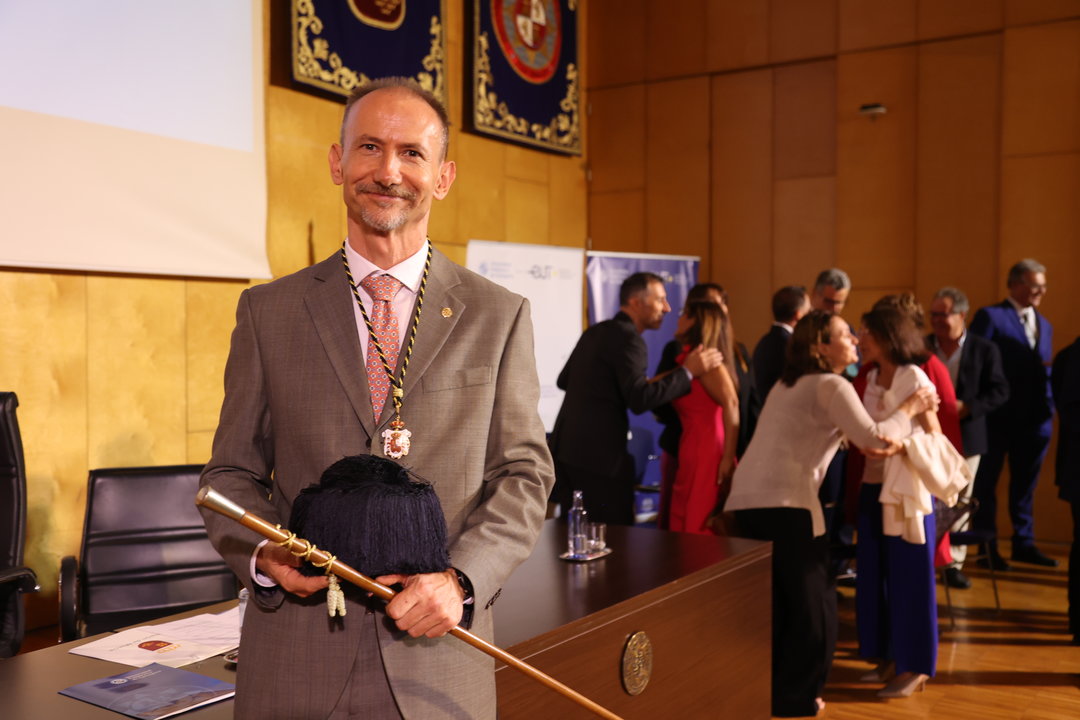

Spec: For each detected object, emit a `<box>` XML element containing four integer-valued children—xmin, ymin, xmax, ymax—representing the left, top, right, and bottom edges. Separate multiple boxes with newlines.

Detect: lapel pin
<box><xmin>441</xmin><ymin>307</ymin><xmax>452</xmax><ymax>318</ymax></box>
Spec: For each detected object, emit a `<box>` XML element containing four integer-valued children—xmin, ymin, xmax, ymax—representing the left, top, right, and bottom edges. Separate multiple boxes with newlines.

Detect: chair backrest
<box><xmin>933</xmin><ymin>495</ymin><xmax>976</xmax><ymax>547</ymax></box>
<box><xmin>0</xmin><ymin>392</ymin><xmax>27</xmax><ymax>578</ymax></box>
<box><xmin>77</xmin><ymin>464</ymin><xmax>236</xmax><ymax>635</ymax></box>
<box><xmin>0</xmin><ymin>392</ymin><xmax>34</xmax><ymax>656</ymax></box>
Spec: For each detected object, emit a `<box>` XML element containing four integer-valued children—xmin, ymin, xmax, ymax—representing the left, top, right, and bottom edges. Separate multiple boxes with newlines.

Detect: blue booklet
<box><xmin>59</xmin><ymin>663</ymin><xmax>235</xmax><ymax>719</ymax></box>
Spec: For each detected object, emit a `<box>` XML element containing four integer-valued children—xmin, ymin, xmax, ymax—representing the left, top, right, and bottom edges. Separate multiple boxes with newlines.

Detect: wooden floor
<box><xmin>820</xmin><ymin>544</ymin><xmax>1080</xmax><ymax>720</ymax></box>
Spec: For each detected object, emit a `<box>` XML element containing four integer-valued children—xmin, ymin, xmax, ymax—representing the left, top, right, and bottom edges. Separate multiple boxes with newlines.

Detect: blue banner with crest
<box><xmin>469</xmin><ymin>0</ymin><xmax>581</xmax><ymax>155</ymax></box>
<box><xmin>292</xmin><ymin>0</ymin><xmax>447</xmax><ymax>102</ymax></box>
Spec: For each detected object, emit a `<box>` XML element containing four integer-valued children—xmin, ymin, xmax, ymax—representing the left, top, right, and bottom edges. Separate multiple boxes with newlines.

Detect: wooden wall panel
<box><xmin>1000</xmin><ymin>153</ymin><xmax>1080</xmax><ymax>347</ymax></box>
<box><xmin>706</xmin><ymin>0</ymin><xmax>770</xmax><ymax>72</ymax></box>
<box><xmin>645</xmin><ymin>77</ymin><xmax>711</xmax><ymax>258</ymax></box>
<box><xmin>1005</xmin><ymin>0</ymin><xmax>1080</xmax><ymax>26</ymax></box>
<box><xmin>917</xmin><ymin>0</ymin><xmax>1004</xmax><ymax>39</ymax></box>
<box><xmin>504</xmin><ymin>145</ymin><xmax>550</xmax><ymax>184</ymax></box>
<box><xmin>265</xmin><ymin>85</ymin><xmax>344</xmax><ymax>277</ymax></box>
<box><xmin>549</xmin><ymin>156</ymin><xmax>588</xmax><ymax>247</ymax></box>
<box><xmin>915</xmin><ymin>35</ymin><xmax>1002</xmax><ymax>309</ymax></box>
<box><xmin>773</xmin><ymin>60</ymin><xmax>837</xmax><ymax>180</ymax></box>
<box><xmin>838</xmin><ymin>0</ymin><xmax>917</xmax><ymax>52</ymax></box>
<box><xmin>587</xmin><ymin>85</ymin><xmax>646</xmax><ymax>194</ymax></box>
<box><xmin>87</xmin><ymin>276</ymin><xmax>187</xmax><ymax>469</ymax></box>
<box><xmin>1002</xmin><ymin>21</ymin><xmax>1080</xmax><ymax>157</ymax></box>
<box><xmin>0</xmin><ymin>272</ymin><xmax>87</xmax><ymax>626</ymax></box>
<box><xmin>452</xmin><ymin>133</ymin><xmax>507</xmax><ymax>242</ymax></box>
<box><xmin>711</xmin><ymin>70</ymin><xmax>774</xmax><ymax>335</ymax></box>
<box><xmin>505</xmin><ymin>178</ymin><xmax>550</xmax><ymax>247</ymax></box>
<box><xmin>645</xmin><ymin>0</ymin><xmax>707</xmax><ymax>81</ymax></box>
<box><xmin>770</xmin><ymin>0</ymin><xmax>838</xmax><ymax>63</ymax></box>
<box><xmin>836</xmin><ymin>47</ymin><xmax>918</xmax><ymax>290</ymax></box>
<box><xmin>586</xmin><ymin>0</ymin><xmax>646</xmax><ymax>88</ymax></box>
<box><xmin>186</xmin><ymin>280</ymin><xmax>247</xmax><ymax>435</ymax></box>
<box><xmin>773</xmin><ymin>177</ymin><xmax>837</xmax><ymax>288</ymax></box>
<box><xmin>589</xmin><ymin>190</ymin><xmax>646</xmax><ymax>252</ymax></box>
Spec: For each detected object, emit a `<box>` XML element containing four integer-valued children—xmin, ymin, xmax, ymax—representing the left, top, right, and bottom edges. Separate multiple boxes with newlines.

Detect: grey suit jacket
<box><xmin>200</xmin><ymin>249</ymin><xmax>554</xmax><ymax>719</ymax></box>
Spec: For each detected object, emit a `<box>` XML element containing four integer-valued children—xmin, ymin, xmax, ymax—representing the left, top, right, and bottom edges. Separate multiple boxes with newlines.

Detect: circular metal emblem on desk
<box><xmin>621</xmin><ymin>631</ymin><xmax>653</xmax><ymax>696</ymax></box>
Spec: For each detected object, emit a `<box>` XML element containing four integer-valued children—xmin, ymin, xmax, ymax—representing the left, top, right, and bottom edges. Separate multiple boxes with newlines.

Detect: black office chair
<box><xmin>58</xmin><ymin>464</ymin><xmax>237</xmax><ymax>641</ymax></box>
<box><xmin>0</xmin><ymin>392</ymin><xmax>39</xmax><ymax>658</ymax></box>
<box><xmin>935</xmin><ymin>496</ymin><xmax>1000</xmax><ymax>629</ymax></box>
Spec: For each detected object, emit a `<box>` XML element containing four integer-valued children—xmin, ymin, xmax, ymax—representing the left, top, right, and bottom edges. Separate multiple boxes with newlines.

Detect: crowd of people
<box><xmin>550</xmin><ymin>260</ymin><xmax>1076</xmax><ymax>718</ymax></box>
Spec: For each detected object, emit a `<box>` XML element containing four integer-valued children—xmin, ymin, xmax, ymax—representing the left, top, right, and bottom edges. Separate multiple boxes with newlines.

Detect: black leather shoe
<box><xmin>944</xmin><ymin>568</ymin><xmax>972</xmax><ymax>589</ymax></box>
<box><xmin>977</xmin><ymin>552</ymin><xmax>1011</xmax><ymax>571</ymax></box>
<box><xmin>1012</xmin><ymin>546</ymin><xmax>1060</xmax><ymax>567</ymax></box>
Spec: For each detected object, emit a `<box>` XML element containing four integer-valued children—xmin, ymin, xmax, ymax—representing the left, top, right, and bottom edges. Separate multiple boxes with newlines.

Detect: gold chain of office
<box><xmin>340</xmin><ymin>241</ymin><xmax>431</xmax><ymax>425</ymax></box>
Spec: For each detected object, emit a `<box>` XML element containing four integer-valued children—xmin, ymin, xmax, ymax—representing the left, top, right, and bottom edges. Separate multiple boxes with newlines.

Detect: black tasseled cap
<box><xmin>289</xmin><ymin>455</ymin><xmax>450</xmax><ymax>578</ymax></box>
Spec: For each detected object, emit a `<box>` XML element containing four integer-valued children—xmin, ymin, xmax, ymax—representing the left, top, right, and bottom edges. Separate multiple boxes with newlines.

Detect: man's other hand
<box><xmin>377</xmin><ymin>569</ymin><xmax>464</xmax><ymax>639</ymax></box>
<box><xmin>255</xmin><ymin>543</ymin><xmax>328</xmax><ymax>597</ymax></box>
<box><xmin>683</xmin><ymin>345</ymin><xmax>724</xmax><ymax>378</ymax></box>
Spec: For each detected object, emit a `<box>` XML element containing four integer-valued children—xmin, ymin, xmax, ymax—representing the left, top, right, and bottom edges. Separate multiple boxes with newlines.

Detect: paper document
<box><xmin>69</xmin><ymin>607</ymin><xmax>241</xmax><ymax>668</ymax></box>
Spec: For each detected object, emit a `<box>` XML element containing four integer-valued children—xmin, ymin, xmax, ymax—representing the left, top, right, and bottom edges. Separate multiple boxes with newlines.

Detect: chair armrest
<box><xmin>58</xmin><ymin>555</ymin><xmax>80</xmax><ymax>642</ymax></box>
<box><xmin>0</xmin><ymin>566</ymin><xmax>38</xmax><ymax>593</ymax></box>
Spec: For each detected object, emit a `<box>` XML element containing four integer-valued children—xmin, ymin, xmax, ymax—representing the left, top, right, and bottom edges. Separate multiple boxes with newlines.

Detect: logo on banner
<box><xmin>491</xmin><ymin>0</ymin><xmax>561</xmax><ymax>84</ymax></box>
<box><xmin>349</xmin><ymin>0</ymin><xmax>406</xmax><ymax>30</ymax></box>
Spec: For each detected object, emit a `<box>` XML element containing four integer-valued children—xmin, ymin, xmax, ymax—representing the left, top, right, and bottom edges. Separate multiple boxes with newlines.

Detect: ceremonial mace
<box><xmin>196</xmin><ymin>486</ymin><xmax>624</xmax><ymax>720</ymax></box>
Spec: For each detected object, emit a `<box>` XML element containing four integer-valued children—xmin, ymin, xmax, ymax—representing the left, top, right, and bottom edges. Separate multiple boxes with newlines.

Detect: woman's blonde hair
<box><xmin>676</xmin><ymin>300</ymin><xmax>739</xmax><ymax>391</ymax></box>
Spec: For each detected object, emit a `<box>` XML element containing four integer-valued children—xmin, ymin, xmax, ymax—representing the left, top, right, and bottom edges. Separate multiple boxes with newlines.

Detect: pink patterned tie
<box><xmin>359</xmin><ymin>273</ymin><xmax>403</xmax><ymax>421</ymax></box>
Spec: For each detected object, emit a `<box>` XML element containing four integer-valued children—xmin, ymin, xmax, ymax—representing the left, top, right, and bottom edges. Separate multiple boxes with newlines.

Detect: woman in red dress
<box><xmin>669</xmin><ymin>300</ymin><xmax>740</xmax><ymax>534</ymax></box>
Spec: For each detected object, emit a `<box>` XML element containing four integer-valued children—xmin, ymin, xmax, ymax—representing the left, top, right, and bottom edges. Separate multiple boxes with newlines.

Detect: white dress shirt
<box><xmin>1006</xmin><ymin>296</ymin><xmax>1038</xmax><ymax>349</ymax></box>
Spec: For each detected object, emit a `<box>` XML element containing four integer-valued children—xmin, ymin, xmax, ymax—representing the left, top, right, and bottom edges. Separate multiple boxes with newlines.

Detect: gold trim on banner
<box><xmin>473</xmin><ymin>30</ymin><xmax>581</xmax><ymax>154</ymax></box>
<box><xmin>292</xmin><ymin>0</ymin><xmax>445</xmax><ymax>101</ymax></box>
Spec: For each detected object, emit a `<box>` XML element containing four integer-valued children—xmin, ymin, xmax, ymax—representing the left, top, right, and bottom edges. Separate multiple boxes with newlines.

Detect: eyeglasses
<box><xmin>929</xmin><ymin>311</ymin><xmax>959</xmax><ymax>320</ymax></box>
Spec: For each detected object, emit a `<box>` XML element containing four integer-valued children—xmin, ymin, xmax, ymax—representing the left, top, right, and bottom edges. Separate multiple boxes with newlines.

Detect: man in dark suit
<box><xmin>549</xmin><ymin>272</ymin><xmax>721</xmax><ymax>524</ymax></box>
<box><xmin>200</xmin><ymin>79</ymin><xmax>554</xmax><ymax>719</ymax></box>
<box><xmin>1052</xmin><ymin>336</ymin><xmax>1080</xmax><ymax>643</ymax></box>
<box><xmin>970</xmin><ymin>259</ymin><xmax>1056</xmax><ymax>568</ymax></box>
<box><xmin>928</xmin><ymin>286</ymin><xmax>1010</xmax><ymax>587</ymax></box>
<box><xmin>752</xmin><ymin>285</ymin><xmax>810</xmax><ymax>409</ymax></box>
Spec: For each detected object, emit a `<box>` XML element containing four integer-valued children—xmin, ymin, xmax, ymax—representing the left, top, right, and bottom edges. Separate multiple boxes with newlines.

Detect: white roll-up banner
<box><xmin>466</xmin><ymin>240</ymin><xmax>585</xmax><ymax>433</ymax></box>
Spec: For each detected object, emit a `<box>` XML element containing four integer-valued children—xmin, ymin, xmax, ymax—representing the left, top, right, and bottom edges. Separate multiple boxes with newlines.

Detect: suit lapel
<box><xmin>305</xmin><ymin>254</ymin><xmax>375</xmax><ymax>441</ymax></box>
<box><xmin>398</xmin><ymin>250</ymin><xmax>463</xmax><ymax>410</ymax></box>
<box><xmin>999</xmin><ymin>299</ymin><xmax>1028</xmax><ymax>343</ymax></box>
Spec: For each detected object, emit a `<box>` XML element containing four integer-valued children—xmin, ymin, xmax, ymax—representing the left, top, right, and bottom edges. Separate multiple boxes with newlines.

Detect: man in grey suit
<box><xmin>200</xmin><ymin>78</ymin><xmax>553</xmax><ymax>719</ymax></box>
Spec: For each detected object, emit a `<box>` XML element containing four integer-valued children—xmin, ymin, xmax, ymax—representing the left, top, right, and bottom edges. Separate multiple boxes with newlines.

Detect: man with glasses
<box><xmin>970</xmin><ymin>259</ymin><xmax>1056</xmax><ymax>568</ymax></box>
<box><xmin>928</xmin><ymin>287</ymin><xmax>1010</xmax><ymax>587</ymax></box>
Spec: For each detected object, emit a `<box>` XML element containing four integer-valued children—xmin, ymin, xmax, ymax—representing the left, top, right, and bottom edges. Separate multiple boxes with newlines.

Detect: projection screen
<box><xmin>0</xmin><ymin>1</ymin><xmax>270</xmax><ymax>279</ymax></box>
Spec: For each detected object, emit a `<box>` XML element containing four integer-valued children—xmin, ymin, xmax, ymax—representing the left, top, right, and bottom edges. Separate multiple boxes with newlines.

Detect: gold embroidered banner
<box><xmin>468</xmin><ymin>0</ymin><xmax>581</xmax><ymax>155</ymax></box>
<box><xmin>292</xmin><ymin>0</ymin><xmax>446</xmax><ymax>102</ymax></box>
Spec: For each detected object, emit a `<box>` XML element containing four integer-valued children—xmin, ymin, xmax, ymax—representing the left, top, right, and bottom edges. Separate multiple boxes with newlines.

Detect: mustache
<box><xmin>356</xmin><ymin>182</ymin><xmax>416</xmax><ymax>201</ymax></box>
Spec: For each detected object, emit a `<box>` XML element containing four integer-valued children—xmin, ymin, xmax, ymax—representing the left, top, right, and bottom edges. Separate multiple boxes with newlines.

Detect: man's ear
<box><xmin>328</xmin><ymin>143</ymin><xmax>344</xmax><ymax>185</ymax></box>
<box><xmin>433</xmin><ymin>160</ymin><xmax>456</xmax><ymax>199</ymax></box>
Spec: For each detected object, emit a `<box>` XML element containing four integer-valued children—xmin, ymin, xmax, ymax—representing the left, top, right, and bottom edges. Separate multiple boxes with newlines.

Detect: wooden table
<box><xmin>495</xmin><ymin>521</ymin><xmax>772</xmax><ymax>719</ymax></box>
<box><xmin>1</xmin><ymin>522</ymin><xmax>771</xmax><ymax>719</ymax></box>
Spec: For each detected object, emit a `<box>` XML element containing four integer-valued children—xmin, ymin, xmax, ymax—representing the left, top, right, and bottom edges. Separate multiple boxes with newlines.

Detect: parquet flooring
<box><xmin>819</xmin><ymin>545</ymin><xmax>1080</xmax><ymax>720</ymax></box>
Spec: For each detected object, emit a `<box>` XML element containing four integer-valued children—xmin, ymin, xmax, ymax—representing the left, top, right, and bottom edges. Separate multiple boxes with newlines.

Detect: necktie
<box><xmin>1022</xmin><ymin>310</ymin><xmax>1037</xmax><ymax>349</ymax></box>
<box><xmin>359</xmin><ymin>273</ymin><xmax>404</xmax><ymax>420</ymax></box>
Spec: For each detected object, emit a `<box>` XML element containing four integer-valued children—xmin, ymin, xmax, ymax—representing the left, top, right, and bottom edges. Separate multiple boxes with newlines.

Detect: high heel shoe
<box><xmin>876</xmin><ymin>671</ymin><xmax>928</xmax><ymax>698</ymax></box>
<box><xmin>859</xmin><ymin>661</ymin><xmax>895</xmax><ymax>683</ymax></box>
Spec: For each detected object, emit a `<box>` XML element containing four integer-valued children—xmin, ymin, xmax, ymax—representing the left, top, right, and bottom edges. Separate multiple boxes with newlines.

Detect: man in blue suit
<box><xmin>970</xmin><ymin>259</ymin><xmax>1056</xmax><ymax>568</ymax></box>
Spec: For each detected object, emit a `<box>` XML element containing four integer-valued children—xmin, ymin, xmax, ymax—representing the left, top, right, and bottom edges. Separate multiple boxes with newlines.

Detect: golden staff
<box><xmin>196</xmin><ymin>486</ymin><xmax>624</xmax><ymax>720</ymax></box>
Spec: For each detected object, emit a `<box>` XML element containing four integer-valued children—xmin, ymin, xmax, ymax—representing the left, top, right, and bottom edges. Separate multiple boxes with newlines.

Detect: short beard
<box><xmin>356</xmin><ymin>183</ymin><xmax>416</xmax><ymax>232</ymax></box>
